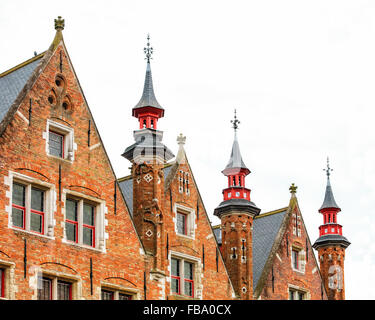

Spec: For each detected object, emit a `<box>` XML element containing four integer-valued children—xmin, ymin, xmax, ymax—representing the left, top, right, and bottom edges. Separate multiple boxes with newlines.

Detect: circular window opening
<box><xmin>48</xmin><ymin>96</ymin><xmax>54</xmax><ymax>104</ymax></box>
<box><xmin>62</xmin><ymin>102</ymin><xmax>69</xmax><ymax>110</ymax></box>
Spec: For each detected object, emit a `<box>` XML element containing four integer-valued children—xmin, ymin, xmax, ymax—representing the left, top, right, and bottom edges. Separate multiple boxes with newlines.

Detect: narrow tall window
<box><xmin>12</xmin><ymin>183</ymin><xmax>25</xmax><ymax>229</ymax></box>
<box><xmin>0</xmin><ymin>268</ymin><xmax>4</xmax><ymax>298</ymax></box>
<box><xmin>83</xmin><ymin>203</ymin><xmax>95</xmax><ymax>247</ymax></box>
<box><xmin>177</xmin><ymin>212</ymin><xmax>187</xmax><ymax>235</ymax></box>
<box><xmin>57</xmin><ymin>281</ymin><xmax>72</xmax><ymax>300</ymax></box>
<box><xmin>292</xmin><ymin>249</ymin><xmax>299</xmax><ymax>270</ymax></box>
<box><xmin>30</xmin><ymin>187</ymin><xmax>45</xmax><ymax>234</ymax></box>
<box><xmin>49</xmin><ymin>130</ymin><xmax>64</xmax><ymax>158</ymax></box>
<box><xmin>171</xmin><ymin>258</ymin><xmax>180</xmax><ymax>295</ymax></box>
<box><xmin>184</xmin><ymin>261</ymin><xmax>194</xmax><ymax>297</ymax></box>
<box><xmin>38</xmin><ymin>277</ymin><xmax>52</xmax><ymax>300</ymax></box>
<box><xmin>65</xmin><ymin>199</ymin><xmax>78</xmax><ymax>243</ymax></box>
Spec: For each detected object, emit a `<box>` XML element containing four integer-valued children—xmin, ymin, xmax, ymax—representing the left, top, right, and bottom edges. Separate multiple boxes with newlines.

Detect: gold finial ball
<box><xmin>54</xmin><ymin>16</ymin><xmax>65</xmax><ymax>31</ymax></box>
<box><xmin>289</xmin><ymin>183</ymin><xmax>297</xmax><ymax>194</ymax></box>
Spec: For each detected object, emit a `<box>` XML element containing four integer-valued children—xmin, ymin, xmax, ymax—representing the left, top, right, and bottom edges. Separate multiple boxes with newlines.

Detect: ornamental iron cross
<box><xmin>323</xmin><ymin>157</ymin><xmax>333</xmax><ymax>177</ymax></box>
<box><xmin>144</xmin><ymin>34</ymin><xmax>153</xmax><ymax>63</ymax></box>
<box><xmin>231</xmin><ymin>109</ymin><xmax>240</xmax><ymax>131</ymax></box>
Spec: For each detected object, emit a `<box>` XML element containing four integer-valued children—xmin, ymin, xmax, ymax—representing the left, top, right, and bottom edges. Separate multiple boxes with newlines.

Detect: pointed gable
<box><xmin>253</xmin><ymin>208</ymin><xmax>288</xmax><ymax>289</ymax></box>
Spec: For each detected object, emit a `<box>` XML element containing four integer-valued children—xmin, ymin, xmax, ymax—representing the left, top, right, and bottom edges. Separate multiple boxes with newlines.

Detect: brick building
<box><xmin>0</xmin><ymin>17</ymin><xmax>349</xmax><ymax>300</ymax></box>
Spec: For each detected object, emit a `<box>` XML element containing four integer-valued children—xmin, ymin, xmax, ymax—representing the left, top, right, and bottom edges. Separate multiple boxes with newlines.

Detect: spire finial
<box><xmin>289</xmin><ymin>183</ymin><xmax>297</xmax><ymax>194</ymax></box>
<box><xmin>144</xmin><ymin>34</ymin><xmax>153</xmax><ymax>63</ymax></box>
<box><xmin>323</xmin><ymin>157</ymin><xmax>333</xmax><ymax>178</ymax></box>
<box><xmin>177</xmin><ymin>133</ymin><xmax>186</xmax><ymax>146</ymax></box>
<box><xmin>54</xmin><ymin>16</ymin><xmax>65</xmax><ymax>31</ymax></box>
<box><xmin>230</xmin><ymin>109</ymin><xmax>240</xmax><ymax>132</ymax></box>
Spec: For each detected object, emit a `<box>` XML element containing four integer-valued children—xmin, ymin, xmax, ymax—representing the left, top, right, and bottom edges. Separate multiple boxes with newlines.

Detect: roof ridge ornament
<box><xmin>54</xmin><ymin>16</ymin><xmax>65</xmax><ymax>31</ymax></box>
<box><xmin>144</xmin><ymin>34</ymin><xmax>153</xmax><ymax>63</ymax></box>
<box><xmin>289</xmin><ymin>183</ymin><xmax>297</xmax><ymax>194</ymax></box>
<box><xmin>230</xmin><ymin>109</ymin><xmax>240</xmax><ymax>132</ymax></box>
<box><xmin>323</xmin><ymin>156</ymin><xmax>333</xmax><ymax>178</ymax></box>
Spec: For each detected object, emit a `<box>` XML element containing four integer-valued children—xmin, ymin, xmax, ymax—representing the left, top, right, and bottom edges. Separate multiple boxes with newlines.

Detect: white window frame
<box><xmin>173</xmin><ymin>203</ymin><xmax>196</xmax><ymax>239</ymax></box>
<box><xmin>290</xmin><ymin>246</ymin><xmax>306</xmax><ymax>274</ymax></box>
<box><xmin>62</xmin><ymin>189</ymin><xmax>107</xmax><ymax>252</ymax></box>
<box><xmin>44</xmin><ymin>119</ymin><xmax>76</xmax><ymax>161</ymax></box>
<box><xmin>100</xmin><ymin>282</ymin><xmax>139</xmax><ymax>300</ymax></box>
<box><xmin>288</xmin><ymin>285</ymin><xmax>310</xmax><ymax>300</ymax></box>
<box><xmin>7</xmin><ymin>171</ymin><xmax>56</xmax><ymax>238</ymax></box>
<box><xmin>168</xmin><ymin>251</ymin><xmax>202</xmax><ymax>299</ymax></box>
<box><xmin>34</xmin><ymin>269</ymin><xmax>81</xmax><ymax>300</ymax></box>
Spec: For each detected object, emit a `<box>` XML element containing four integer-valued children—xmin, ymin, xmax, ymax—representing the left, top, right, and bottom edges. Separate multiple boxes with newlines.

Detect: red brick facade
<box><xmin>0</xmin><ymin>18</ymin><xmax>347</xmax><ymax>300</ymax></box>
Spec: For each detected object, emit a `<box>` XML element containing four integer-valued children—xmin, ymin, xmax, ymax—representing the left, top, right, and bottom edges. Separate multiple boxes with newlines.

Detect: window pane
<box><xmin>57</xmin><ymin>281</ymin><xmax>71</xmax><ymax>300</ymax></box>
<box><xmin>184</xmin><ymin>280</ymin><xmax>193</xmax><ymax>297</ymax></box>
<box><xmin>184</xmin><ymin>262</ymin><xmax>193</xmax><ymax>280</ymax></box>
<box><xmin>298</xmin><ymin>292</ymin><xmax>304</xmax><ymax>300</ymax></box>
<box><xmin>12</xmin><ymin>207</ymin><xmax>24</xmax><ymax>228</ymax></box>
<box><xmin>66</xmin><ymin>222</ymin><xmax>77</xmax><ymax>242</ymax></box>
<box><xmin>289</xmin><ymin>290</ymin><xmax>294</xmax><ymax>300</ymax></box>
<box><xmin>83</xmin><ymin>227</ymin><xmax>93</xmax><ymax>246</ymax></box>
<box><xmin>83</xmin><ymin>204</ymin><xmax>95</xmax><ymax>226</ymax></box>
<box><xmin>49</xmin><ymin>131</ymin><xmax>64</xmax><ymax>157</ymax></box>
<box><xmin>38</xmin><ymin>278</ymin><xmax>52</xmax><ymax>300</ymax></box>
<box><xmin>12</xmin><ymin>183</ymin><xmax>25</xmax><ymax>206</ymax></box>
<box><xmin>177</xmin><ymin>213</ymin><xmax>186</xmax><ymax>234</ymax></box>
<box><xmin>171</xmin><ymin>278</ymin><xmax>179</xmax><ymax>294</ymax></box>
<box><xmin>171</xmin><ymin>258</ymin><xmax>179</xmax><ymax>276</ymax></box>
<box><xmin>31</xmin><ymin>187</ymin><xmax>44</xmax><ymax>212</ymax></box>
<box><xmin>292</xmin><ymin>250</ymin><xmax>299</xmax><ymax>269</ymax></box>
<box><xmin>119</xmin><ymin>293</ymin><xmax>132</xmax><ymax>300</ymax></box>
<box><xmin>66</xmin><ymin>199</ymin><xmax>77</xmax><ymax>221</ymax></box>
<box><xmin>30</xmin><ymin>211</ymin><xmax>43</xmax><ymax>233</ymax></box>
<box><xmin>0</xmin><ymin>268</ymin><xmax>4</xmax><ymax>298</ymax></box>
<box><xmin>101</xmin><ymin>290</ymin><xmax>114</xmax><ymax>300</ymax></box>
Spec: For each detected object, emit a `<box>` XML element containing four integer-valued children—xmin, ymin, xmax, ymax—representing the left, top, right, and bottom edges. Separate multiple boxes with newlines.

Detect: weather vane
<box><xmin>231</xmin><ymin>109</ymin><xmax>240</xmax><ymax>132</ymax></box>
<box><xmin>323</xmin><ymin>157</ymin><xmax>333</xmax><ymax>177</ymax></box>
<box><xmin>144</xmin><ymin>34</ymin><xmax>153</xmax><ymax>63</ymax></box>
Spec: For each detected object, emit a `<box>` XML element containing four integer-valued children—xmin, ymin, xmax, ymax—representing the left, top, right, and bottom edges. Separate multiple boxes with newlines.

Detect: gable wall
<box><xmin>160</xmin><ymin>159</ymin><xmax>235</xmax><ymax>300</ymax></box>
<box><xmin>0</xmin><ymin>44</ymin><xmax>145</xmax><ymax>300</ymax></box>
<box><xmin>258</xmin><ymin>203</ymin><xmax>327</xmax><ymax>300</ymax></box>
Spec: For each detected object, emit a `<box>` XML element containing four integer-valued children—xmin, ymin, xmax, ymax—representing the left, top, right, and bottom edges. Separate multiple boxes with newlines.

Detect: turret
<box><xmin>122</xmin><ymin>36</ymin><xmax>174</xmax><ymax>274</ymax></box>
<box><xmin>214</xmin><ymin>110</ymin><xmax>260</xmax><ymax>299</ymax></box>
<box><xmin>313</xmin><ymin>158</ymin><xmax>350</xmax><ymax>300</ymax></box>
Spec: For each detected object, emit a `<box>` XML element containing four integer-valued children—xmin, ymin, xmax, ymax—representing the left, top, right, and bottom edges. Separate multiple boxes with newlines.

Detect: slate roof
<box><xmin>0</xmin><ymin>56</ymin><xmax>43</xmax><ymax>124</ymax></box>
<box><xmin>319</xmin><ymin>177</ymin><xmax>340</xmax><ymax>211</ymax></box>
<box><xmin>133</xmin><ymin>62</ymin><xmax>163</xmax><ymax>111</ymax></box>
<box><xmin>222</xmin><ymin>133</ymin><xmax>250</xmax><ymax>175</ymax></box>
<box><xmin>212</xmin><ymin>208</ymin><xmax>287</xmax><ymax>289</ymax></box>
<box><xmin>252</xmin><ymin>209</ymin><xmax>287</xmax><ymax>289</ymax></box>
<box><xmin>118</xmin><ymin>164</ymin><xmax>173</xmax><ymax>216</ymax></box>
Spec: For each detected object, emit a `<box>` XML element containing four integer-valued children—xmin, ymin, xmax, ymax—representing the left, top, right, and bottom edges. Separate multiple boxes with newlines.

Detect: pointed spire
<box><xmin>222</xmin><ymin>110</ymin><xmax>250</xmax><ymax>175</ymax></box>
<box><xmin>133</xmin><ymin>34</ymin><xmax>163</xmax><ymax>112</ymax></box>
<box><xmin>319</xmin><ymin>157</ymin><xmax>340</xmax><ymax>211</ymax></box>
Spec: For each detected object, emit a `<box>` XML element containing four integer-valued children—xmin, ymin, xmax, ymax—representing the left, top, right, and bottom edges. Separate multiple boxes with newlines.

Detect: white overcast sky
<box><xmin>1</xmin><ymin>0</ymin><xmax>374</xmax><ymax>299</ymax></box>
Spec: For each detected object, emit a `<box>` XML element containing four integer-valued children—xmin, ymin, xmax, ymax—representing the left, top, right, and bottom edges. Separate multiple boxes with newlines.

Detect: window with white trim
<box><xmin>291</xmin><ymin>247</ymin><xmax>305</xmax><ymax>273</ymax></box>
<box><xmin>37</xmin><ymin>275</ymin><xmax>75</xmax><ymax>300</ymax></box>
<box><xmin>45</xmin><ymin>120</ymin><xmax>75</xmax><ymax>161</ymax></box>
<box><xmin>174</xmin><ymin>204</ymin><xmax>195</xmax><ymax>239</ymax></box>
<box><xmin>10</xmin><ymin>177</ymin><xmax>54</xmax><ymax>237</ymax></box>
<box><xmin>63</xmin><ymin>191</ymin><xmax>106</xmax><ymax>251</ymax></box>
<box><xmin>171</xmin><ymin>258</ymin><xmax>195</xmax><ymax>298</ymax></box>
<box><xmin>101</xmin><ymin>288</ymin><xmax>133</xmax><ymax>300</ymax></box>
<box><xmin>288</xmin><ymin>287</ymin><xmax>308</xmax><ymax>300</ymax></box>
